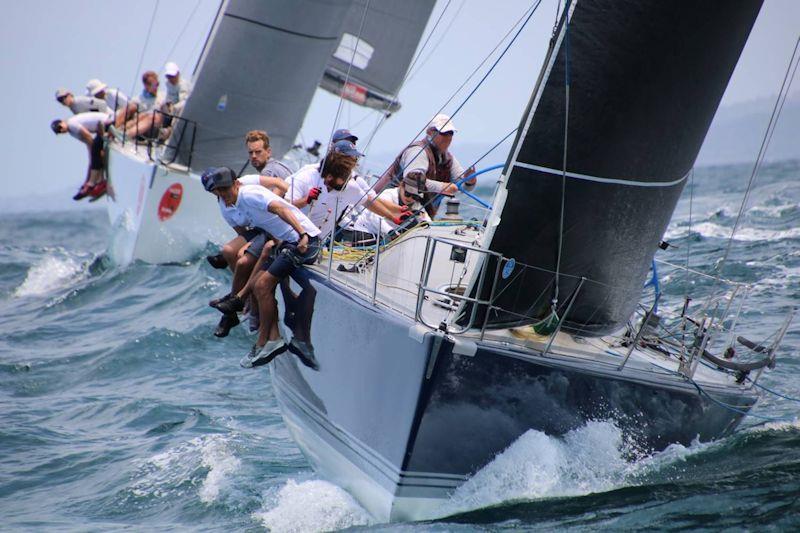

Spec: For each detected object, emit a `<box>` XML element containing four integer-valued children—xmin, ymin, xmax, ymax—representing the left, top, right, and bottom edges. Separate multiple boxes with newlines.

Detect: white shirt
<box><xmin>400</xmin><ymin>143</ymin><xmax>466</xmax><ymax>193</ymax></box>
<box><xmin>66</xmin><ymin>112</ymin><xmax>108</xmax><ymax>140</ymax></box>
<box><xmin>235</xmin><ymin>184</ymin><xmax>320</xmax><ymax>242</ymax></box>
<box><xmin>102</xmin><ymin>88</ymin><xmax>129</xmax><ymax>115</ymax></box>
<box><xmin>68</xmin><ymin>95</ymin><xmax>108</xmax><ymax>115</ymax></box>
<box><xmin>217</xmin><ymin>175</ymin><xmax>261</xmax><ymax>228</ymax></box>
<box><xmin>165</xmin><ymin>77</ymin><xmax>191</xmax><ymax>104</ymax></box>
<box><xmin>352</xmin><ymin>187</ymin><xmax>430</xmax><ymax>236</ymax></box>
<box><xmin>285</xmin><ymin>164</ymin><xmax>371</xmax><ymax>238</ymax></box>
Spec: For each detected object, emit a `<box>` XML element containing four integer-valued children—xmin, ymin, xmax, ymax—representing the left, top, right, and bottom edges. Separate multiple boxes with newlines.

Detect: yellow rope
<box><xmin>321</xmin><ymin>222</ymin><xmax>432</xmax><ymax>262</ymax></box>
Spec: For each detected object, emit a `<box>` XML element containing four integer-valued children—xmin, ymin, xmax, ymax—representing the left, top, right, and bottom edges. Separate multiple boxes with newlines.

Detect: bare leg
<box><xmin>255</xmin><ymin>272</ymin><xmax>281</xmax><ymax>346</ymax></box>
<box><xmin>232</xmin><ymin>253</ymin><xmax>256</xmax><ymax>295</ymax></box>
<box><xmin>222</xmin><ymin>236</ymin><xmax>246</xmax><ymax>271</ymax></box>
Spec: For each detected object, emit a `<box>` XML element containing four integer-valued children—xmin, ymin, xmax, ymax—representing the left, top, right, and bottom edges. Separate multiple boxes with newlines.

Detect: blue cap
<box><xmin>332</xmin><ymin>128</ymin><xmax>358</xmax><ymax>143</ymax></box>
<box><xmin>331</xmin><ymin>139</ymin><xmax>363</xmax><ymax>158</ymax></box>
<box><xmin>201</xmin><ymin>167</ymin><xmax>234</xmax><ymax>192</ymax></box>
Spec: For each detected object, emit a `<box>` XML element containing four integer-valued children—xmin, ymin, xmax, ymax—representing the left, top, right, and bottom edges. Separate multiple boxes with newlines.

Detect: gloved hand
<box><xmin>393</xmin><ymin>211</ymin><xmax>414</xmax><ymax>225</ymax></box>
<box><xmin>306</xmin><ymin>187</ymin><xmax>321</xmax><ymax>203</ymax></box>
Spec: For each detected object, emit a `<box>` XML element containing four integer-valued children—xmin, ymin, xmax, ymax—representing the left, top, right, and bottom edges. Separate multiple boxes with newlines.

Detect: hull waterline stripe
<box><xmin>513</xmin><ymin>162</ymin><xmax>689</xmax><ymax>188</ymax></box>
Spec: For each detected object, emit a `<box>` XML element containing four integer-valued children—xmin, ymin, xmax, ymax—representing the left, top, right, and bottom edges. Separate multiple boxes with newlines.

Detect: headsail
<box><xmin>175</xmin><ymin>0</ymin><xmax>355</xmax><ymax>171</ymax></box>
<box><xmin>466</xmin><ymin>0</ymin><xmax>763</xmax><ymax>335</ymax></box>
<box><xmin>319</xmin><ymin>0</ymin><xmax>435</xmax><ymax>113</ymax></box>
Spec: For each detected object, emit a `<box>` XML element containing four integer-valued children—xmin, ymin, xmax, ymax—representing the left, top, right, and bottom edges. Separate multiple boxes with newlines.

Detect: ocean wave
<box><xmin>666</xmin><ymin>221</ymin><xmax>800</xmax><ymax>242</ymax></box>
<box><xmin>253</xmin><ymin>478</ymin><xmax>373</xmax><ymax>533</ymax></box>
<box><xmin>14</xmin><ymin>252</ymin><xmax>87</xmax><ymax>298</ymax></box>
<box><xmin>128</xmin><ymin>434</ymin><xmax>241</xmax><ymax>505</ymax></box>
<box><xmin>436</xmin><ymin>420</ymin><xmax>716</xmax><ymax>520</ymax></box>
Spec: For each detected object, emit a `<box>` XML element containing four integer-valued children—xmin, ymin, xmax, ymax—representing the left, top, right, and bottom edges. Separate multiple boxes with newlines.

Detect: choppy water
<box><xmin>1</xmin><ymin>159</ymin><xmax>799</xmax><ymax>531</ymax></box>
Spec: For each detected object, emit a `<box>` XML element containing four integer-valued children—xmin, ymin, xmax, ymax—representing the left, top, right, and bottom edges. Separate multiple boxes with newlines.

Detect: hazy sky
<box><xmin>3</xmin><ymin>0</ymin><xmax>798</xmax><ymax>200</ymax></box>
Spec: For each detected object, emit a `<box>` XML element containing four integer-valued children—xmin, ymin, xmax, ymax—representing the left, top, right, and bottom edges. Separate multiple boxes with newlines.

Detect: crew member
<box><xmin>86</xmin><ymin>79</ymin><xmax>135</xmax><ymax>129</ymax></box>
<box><xmin>55</xmin><ymin>88</ymin><xmax>108</xmax><ymax>115</ymax></box>
<box><xmin>203</xmin><ymin>168</ymin><xmax>321</xmax><ymax>369</ymax></box>
<box><xmin>383</xmin><ymin>113</ymin><xmax>475</xmax><ymax>217</ymax></box>
<box><xmin>50</xmin><ymin>112</ymin><xmax>110</xmax><ymax>200</ymax></box>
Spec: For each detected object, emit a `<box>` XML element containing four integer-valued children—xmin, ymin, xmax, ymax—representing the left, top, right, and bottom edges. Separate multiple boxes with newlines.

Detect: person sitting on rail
<box><xmin>86</xmin><ymin>79</ymin><xmax>135</xmax><ymax>129</ymax></box>
<box><xmin>204</xmin><ymin>168</ymin><xmax>289</xmax><ymax>338</ymax></box>
<box><xmin>55</xmin><ymin>88</ymin><xmax>108</xmax><ymax>115</ymax></box>
<box><xmin>123</xmin><ymin>70</ymin><xmax>167</xmax><ymax>141</ymax></box>
<box><xmin>383</xmin><ymin>113</ymin><xmax>475</xmax><ymax>217</ymax></box>
<box><xmin>284</xmin><ymin>141</ymin><xmax>405</xmax><ymax>243</ymax></box>
<box><xmin>163</xmin><ymin>62</ymin><xmax>192</xmax><ymax>116</ymax></box>
<box><xmin>349</xmin><ymin>173</ymin><xmax>456</xmax><ymax>240</ymax></box>
<box><xmin>50</xmin><ymin>112</ymin><xmax>111</xmax><ymax>201</ymax></box>
<box><xmin>202</xmin><ymin>167</ymin><xmax>321</xmax><ymax>369</ymax></box>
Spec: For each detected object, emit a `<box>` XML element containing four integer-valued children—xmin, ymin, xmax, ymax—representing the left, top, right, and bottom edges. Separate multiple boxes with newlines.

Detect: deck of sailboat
<box><xmin>306</xmin><ymin>220</ymin><xmax>747</xmax><ymax>392</ymax></box>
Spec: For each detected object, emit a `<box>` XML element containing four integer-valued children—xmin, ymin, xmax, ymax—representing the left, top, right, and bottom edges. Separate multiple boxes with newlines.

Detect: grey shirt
<box><xmin>260</xmin><ymin>159</ymin><xmax>292</xmax><ymax>179</ymax></box>
<box><xmin>69</xmin><ymin>96</ymin><xmax>108</xmax><ymax>115</ymax></box>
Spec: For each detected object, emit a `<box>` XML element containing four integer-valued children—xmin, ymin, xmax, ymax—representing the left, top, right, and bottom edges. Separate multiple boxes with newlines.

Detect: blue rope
<box><xmin>454</xmin><ymin>163</ymin><xmax>504</xmax><ymax>209</ymax></box>
<box><xmin>751</xmin><ymin>380</ymin><xmax>800</xmax><ymax>403</ymax></box>
<box><xmin>688</xmin><ymin>379</ymin><xmax>793</xmax><ymax>423</ymax></box>
<box><xmin>643</xmin><ymin>259</ymin><xmax>661</xmax><ymax>313</ymax></box>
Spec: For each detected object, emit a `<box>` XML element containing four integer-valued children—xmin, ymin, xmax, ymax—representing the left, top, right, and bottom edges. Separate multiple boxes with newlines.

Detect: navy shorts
<box><xmin>242</xmin><ymin>229</ymin><xmax>267</xmax><ymax>257</ymax></box>
<box><xmin>262</xmin><ymin>236</ymin><xmax>320</xmax><ymax>278</ymax></box>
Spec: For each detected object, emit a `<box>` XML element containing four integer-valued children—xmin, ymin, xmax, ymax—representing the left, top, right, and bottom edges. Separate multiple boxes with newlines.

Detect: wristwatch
<box><xmin>299</xmin><ymin>232</ymin><xmax>309</xmax><ymax>239</ymax></box>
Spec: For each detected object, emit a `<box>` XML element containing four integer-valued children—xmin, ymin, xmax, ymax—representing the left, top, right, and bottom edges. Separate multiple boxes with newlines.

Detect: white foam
<box><xmin>129</xmin><ymin>434</ymin><xmax>240</xmax><ymax>504</ymax></box>
<box><xmin>253</xmin><ymin>479</ymin><xmax>373</xmax><ymax>533</ymax></box>
<box><xmin>748</xmin><ymin>203</ymin><xmax>798</xmax><ymax>218</ymax></box>
<box><xmin>198</xmin><ymin>435</ymin><xmax>241</xmax><ymax>503</ymax></box>
<box><xmin>435</xmin><ymin>421</ymin><xmax>717</xmax><ymax>519</ymax></box>
<box><xmin>667</xmin><ymin>221</ymin><xmax>800</xmax><ymax>242</ymax></box>
<box><xmin>438</xmin><ymin>421</ymin><xmax>632</xmax><ymax>517</ymax></box>
<box><xmin>14</xmin><ymin>254</ymin><xmax>85</xmax><ymax>298</ymax></box>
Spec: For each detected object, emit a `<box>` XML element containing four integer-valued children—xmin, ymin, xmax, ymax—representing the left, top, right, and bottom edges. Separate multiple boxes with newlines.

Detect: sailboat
<box><xmin>268</xmin><ymin>0</ymin><xmax>794</xmax><ymax>522</ymax></box>
<box><xmin>103</xmin><ymin>0</ymin><xmax>433</xmax><ymax>265</ymax></box>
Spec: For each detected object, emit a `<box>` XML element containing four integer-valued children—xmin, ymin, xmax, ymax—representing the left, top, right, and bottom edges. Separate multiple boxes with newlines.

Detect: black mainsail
<box><xmin>469</xmin><ymin>0</ymin><xmax>763</xmax><ymax>335</ymax></box>
<box><xmin>318</xmin><ymin>0</ymin><xmax>436</xmax><ymax>113</ymax></box>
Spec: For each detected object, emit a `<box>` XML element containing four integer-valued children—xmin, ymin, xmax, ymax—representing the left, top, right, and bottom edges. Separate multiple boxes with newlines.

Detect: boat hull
<box><xmin>270</xmin><ymin>271</ymin><xmax>758</xmax><ymax>521</ymax></box>
<box><xmin>105</xmin><ymin>145</ymin><xmax>232</xmax><ymax>265</ymax></box>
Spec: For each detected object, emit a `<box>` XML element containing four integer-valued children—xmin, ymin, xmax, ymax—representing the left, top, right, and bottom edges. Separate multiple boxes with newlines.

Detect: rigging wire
<box><xmin>360</xmin><ymin>0</ymin><xmax>455</xmax><ymax>154</ymax></box>
<box><xmin>333</xmin><ymin>0</ymin><xmax>543</xmax><ymax>244</ymax></box>
<box><xmin>553</xmin><ymin>4</ymin><xmax>571</xmax><ymax>309</ymax></box>
<box><xmin>162</xmin><ymin>0</ymin><xmax>202</xmax><ymax>68</ymax></box>
<box><xmin>129</xmin><ymin>0</ymin><xmax>161</xmax><ymax>99</ymax></box>
<box><xmin>405</xmin><ymin>0</ymin><xmax>465</xmax><ymax>83</ymax></box>
<box><xmin>714</xmin><ymin>36</ymin><xmax>800</xmax><ymax>281</ymax></box>
<box><xmin>325</xmin><ymin>0</ymin><xmax>372</xmax><ymax>155</ymax></box>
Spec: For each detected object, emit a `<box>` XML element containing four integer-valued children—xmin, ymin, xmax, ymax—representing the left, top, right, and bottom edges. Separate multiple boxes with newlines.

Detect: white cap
<box><xmin>85</xmin><ymin>78</ymin><xmax>107</xmax><ymax>96</ymax></box>
<box><xmin>428</xmin><ymin>113</ymin><xmax>457</xmax><ymax>133</ymax></box>
<box><xmin>55</xmin><ymin>88</ymin><xmax>71</xmax><ymax>100</ymax></box>
<box><xmin>164</xmin><ymin>61</ymin><xmax>180</xmax><ymax>77</ymax></box>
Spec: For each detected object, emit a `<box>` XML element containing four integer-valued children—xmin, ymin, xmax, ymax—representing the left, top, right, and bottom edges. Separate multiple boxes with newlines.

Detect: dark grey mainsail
<box><xmin>176</xmin><ymin>0</ymin><xmax>354</xmax><ymax>171</ymax></box>
<box><xmin>468</xmin><ymin>0</ymin><xmax>763</xmax><ymax>335</ymax></box>
<box><xmin>319</xmin><ymin>0</ymin><xmax>435</xmax><ymax>113</ymax></box>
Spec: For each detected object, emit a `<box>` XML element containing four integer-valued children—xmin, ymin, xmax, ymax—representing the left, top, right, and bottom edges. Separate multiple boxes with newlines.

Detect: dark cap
<box><xmin>332</xmin><ymin>128</ymin><xmax>358</xmax><ymax>143</ymax></box>
<box><xmin>402</xmin><ymin>173</ymin><xmax>426</xmax><ymax>199</ymax></box>
<box><xmin>50</xmin><ymin>119</ymin><xmax>64</xmax><ymax>134</ymax></box>
<box><xmin>201</xmin><ymin>167</ymin><xmax>235</xmax><ymax>192</ymax></box>
<box><xmin>331</xmin><ymin>139</ymin><xmax>363</xmax><ymax>158</ymax></box>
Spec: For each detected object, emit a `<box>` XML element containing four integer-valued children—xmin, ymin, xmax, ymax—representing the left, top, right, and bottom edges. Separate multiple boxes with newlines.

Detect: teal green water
<box><xmin>1</xmin><ymin>159</ymin><xmax>799</xmax><ymax>531</ymax></box>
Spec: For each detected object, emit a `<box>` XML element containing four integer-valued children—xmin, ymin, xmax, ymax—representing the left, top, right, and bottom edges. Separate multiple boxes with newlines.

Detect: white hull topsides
<box><xmin>104</xmin><ymin>144</ymin><xmax>233</xmax><ymax>265</ymax></box>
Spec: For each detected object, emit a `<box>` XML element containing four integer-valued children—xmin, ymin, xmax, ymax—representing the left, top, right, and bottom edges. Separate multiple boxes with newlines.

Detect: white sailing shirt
<box><xmin>66</xmin><ymin>112</ymin><xmax>109</xmax><ymax>140</ymax></box>
<box><xmin>285</xmin><ymin>164</ymin><xmax>372</xmax><ymax>238</ymax></box>
<box><xmin>235</xmin><ymin>184</ymin><xmax>320</xmax><ymax>242</ymax></box>
<box><xmin>217</xmin><ymin>175</ymin><xmax>260</xmax><ymax>228</ymax></box>
<box><xmin>352</xmin><ymin>187</ymin><xmax>430</xmax><ymax>236</ymax></box>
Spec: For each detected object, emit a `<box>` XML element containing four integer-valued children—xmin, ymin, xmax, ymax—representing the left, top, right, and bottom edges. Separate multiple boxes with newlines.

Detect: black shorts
<box><xmin>262</xmin><ymin>236</ymin><xmax>320</xmax><ymax>278</ymax></box>
<box><xmin>90</xmin><ymin>134</ymin><xmax>104</xmax><ymax>170</ymax></box>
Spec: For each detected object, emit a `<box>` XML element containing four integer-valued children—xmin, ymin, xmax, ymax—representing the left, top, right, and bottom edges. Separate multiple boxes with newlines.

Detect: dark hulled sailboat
<box><xmin>269</xmin><ymin>0</ymin><xmax>788</xmax><ymax>522</ymax></box>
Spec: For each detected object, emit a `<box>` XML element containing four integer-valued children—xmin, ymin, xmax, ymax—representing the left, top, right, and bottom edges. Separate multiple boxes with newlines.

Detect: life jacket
<box><xmin>382</xmin><ymin>140</ymin><xmax>454</xmax><ymax>216</ymax></box>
